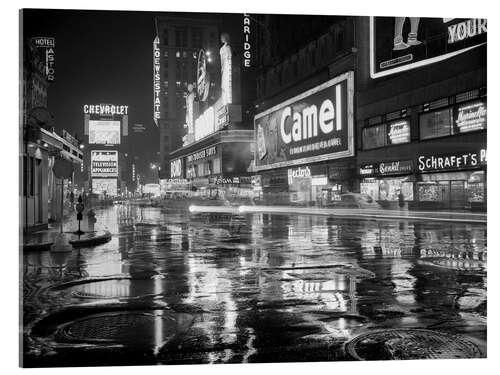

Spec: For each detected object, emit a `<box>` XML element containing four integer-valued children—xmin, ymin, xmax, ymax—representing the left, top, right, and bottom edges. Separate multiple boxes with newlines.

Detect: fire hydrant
<box><xmin>87</xmin><ymin>209</ymin><xmax>97</xmax><ymax>232</ymax></box>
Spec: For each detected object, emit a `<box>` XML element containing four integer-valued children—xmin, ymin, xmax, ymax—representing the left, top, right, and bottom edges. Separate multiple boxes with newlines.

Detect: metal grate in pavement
<box><xmin>344</xmin><ymin>328</ymin><xmax>483</xmax><ymax>360</ymax></box>
<box><xmin>55</xmin><ymin>311</ymin><xmax>177</xmax><ymax>345</ymax></box>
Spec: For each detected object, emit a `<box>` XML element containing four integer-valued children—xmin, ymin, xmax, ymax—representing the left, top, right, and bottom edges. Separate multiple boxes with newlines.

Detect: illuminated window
<box><xmin>362</xmin><ymin>124</ymin><xmax>386</xmax><ymax>150</ymax></box>
<box><xmin>193</xmin><ymin>52</ymin><xmax>197</xmax><ymax>59</ymax></box>
<box><xmin>175</xmin><ymin>51</ymin><xmax>180</xmax><ymax>58</ymax></box>
<box><xmin>419</xmin><ymin>108</ymin><xmax>453</xmax><ymax>140</ymax></box>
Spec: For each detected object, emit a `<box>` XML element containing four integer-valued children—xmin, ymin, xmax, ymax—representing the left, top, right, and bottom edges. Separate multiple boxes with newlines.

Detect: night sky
<box><xmin>22</xmin><ymin>9</ymin><xmax>245</xmax><ymax>176</ymax></box>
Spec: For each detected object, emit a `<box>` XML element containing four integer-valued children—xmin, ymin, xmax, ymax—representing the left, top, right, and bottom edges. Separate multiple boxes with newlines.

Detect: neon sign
<box><xmin>83</xmin><ymin>104</ymin><xmax>128</xmax><ymax>115</ymax></box>
<box><xmin>456</xmin><ymin>101</ymin><xmax>487</xmax><ymax>133</ymax></box>
<box><xmin>153</xmin><ymin>36</ymin><xmax>161</xmax><ymax>126</ymax></box>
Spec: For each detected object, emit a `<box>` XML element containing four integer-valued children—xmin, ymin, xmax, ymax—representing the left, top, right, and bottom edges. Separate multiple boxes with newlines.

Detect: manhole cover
<box><xmin>345</xmin><ymin>329</ymin><xmax>483</xmax><ymax>360</ymax></box>
<box><xmin>71</xmin><ymin>291</ymin><xmax>116</xmax><ymax>299</ymax></box>
<box><xmin>55</xmin><ymin>311</ymin><xmax>183</xmax><ymax>346</ymax></box>
<box><xmin>420</xmin><ymin>258</ymin><xmax>486</xmax><ymax>271</ymax></box>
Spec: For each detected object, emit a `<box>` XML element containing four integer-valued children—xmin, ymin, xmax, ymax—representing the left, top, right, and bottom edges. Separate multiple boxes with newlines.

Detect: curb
<box><xmin>69</xmin><ymin>231</ymin><xmax>112</xmax><ymax>248</ymax></box>
<box><xmin>22</xmin><ymin>241</ymin><xmax>54</xmax><ymax>252</ymax></box>
<box><xmin>23</xmin><ymin>231</ymin><xmax>112</xmax><ymax>251</ymax></box>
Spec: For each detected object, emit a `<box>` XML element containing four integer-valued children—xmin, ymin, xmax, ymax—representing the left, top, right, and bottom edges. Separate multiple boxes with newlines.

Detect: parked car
<box><xmin>327</xmin><ymin>193</ymin><xmax>381</xmax><ymax>209</ymax></box>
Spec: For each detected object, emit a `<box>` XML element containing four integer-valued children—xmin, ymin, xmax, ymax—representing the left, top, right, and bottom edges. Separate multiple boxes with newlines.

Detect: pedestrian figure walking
<box><xmin>398</xmin><ymin>190</ymin><xmax>405</xmax><ymax>209</ymax></box>
<box><xmin>69</xmin><ymin>190</ymin><xmax>75</xmax><ymax>210</ymax></box>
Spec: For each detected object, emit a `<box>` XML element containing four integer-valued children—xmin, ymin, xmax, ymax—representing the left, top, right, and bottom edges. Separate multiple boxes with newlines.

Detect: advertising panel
<box><xmin>254</xmin><ymin>71</ymin><xmax>354</xmax><ymax>171</ymax></box>
<box><xmin>417</xmin><ymin>149</ymin><xmax>487</xmax><ymax>173</ymax></box>
<box><xmin>360</xmin><ymin>160</ymin><xmax>413</xmax><ymax>177</ymax></box>
<box><xmin>370</xmin><ymin>17</ymin><xmax>487</xmax><ymax>78</ymax></box>
<box><xmin>89</xmin><ymin>120</ymin><xmax>121</xmax><ymax>145</ymax></box>
<box><xmin>91</xmin><ymin>150</ymin><xmax>118</xmax><ymax>177</ymax></box>
<box><xmin>387</xmin><ymin>119</ymin><xmax>410</xmax><ymax>144</ymax></box>
<box><xmin>92</xmin><ymin>178</ymin><xmax>118</xmax><ymax>196</ymax></box>
<box><xmin>455</xmin><ymin>100</ymin><xmax>487</xmax><ymax>133</ymax></box>
<box><xmin>170</xmin><ymin>158</ymin><xmax>183</xmax><ymax>178</ymax></box>
<box><xmin>194</xmin><ymin>107</ymin><xmax>215</xmax><ymax>141</ymax></box>
<box><xmin>186</xmin><ymin>146</ymin><xmax>217</xmax><ymax>163</ymax></box>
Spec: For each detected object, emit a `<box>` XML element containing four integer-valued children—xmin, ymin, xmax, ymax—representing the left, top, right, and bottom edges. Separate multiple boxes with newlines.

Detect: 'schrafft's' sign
<box><xmin>91</xmin><ymin>150</ymin><xmax>118</xmax><ymax>177</ymax></box>
<box><xmin>370</xmin><ymin>17</ymin><xmax>487</xmax><ymax>78</ymax></box>
<box><xmin>417</xmin><ymin>149</ymin><xmax>487</xmax><ymax>172</ymax></box>
<box><xmin>254</xmin><ymin>72</ymin><xmax>354</xmax><ymax>171</ymax></box>
<box><xmin>153</xmin><ymin>36</ymin><xmax>161</xmax><ymax>127</ymax></box>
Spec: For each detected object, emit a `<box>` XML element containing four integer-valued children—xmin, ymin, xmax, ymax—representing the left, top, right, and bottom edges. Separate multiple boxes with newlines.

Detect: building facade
<box><xmin>154</xmin><ymin>15</ymin><xmax>221</xmax><ymax>179</ymax></box>
<box><xmin>160</xmin><ymin>15</ymin><xmax>257</xmax><ymax>199</ymax></box>
<box><xmin>22</xmin><ymin>39</ymin><xmax>83</xmax><ymax>233</ymax></box>
<box><xmin>251</xmin><ymin>16</ymin><xmax>486</xmax><ymax>210</ymax></box>
<box><xmin>355</xmin><ymin>17</ymin><xmax>487</xmax><ymax>211</ymax></box>
<box><xmin>252</xmin><ymin>15</ymin><xmax>357</xmax><ymax>205</ymax></box>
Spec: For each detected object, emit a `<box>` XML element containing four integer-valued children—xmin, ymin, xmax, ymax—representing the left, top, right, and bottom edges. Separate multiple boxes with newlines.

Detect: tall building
<box><xmin>154</xmin><ymin>15</ymin><xmax>220</xmax><ymax>178</ymax></box>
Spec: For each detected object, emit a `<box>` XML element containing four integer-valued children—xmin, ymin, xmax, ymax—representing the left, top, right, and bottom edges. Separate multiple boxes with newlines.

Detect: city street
<box><xmin>22</xmin><ymin>203</ymin><xmax>487</xmax><ymax>366</ymax></box>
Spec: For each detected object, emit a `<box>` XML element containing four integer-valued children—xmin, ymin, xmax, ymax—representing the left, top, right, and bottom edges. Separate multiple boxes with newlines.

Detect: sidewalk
<box><xmin>22</xmin><ymin>213</ymin><xmax>112</xmax><ymax>251</ymax></box>
<box><xmin>190</xmin><ymin>204</ymin><xmax>487</xmax><ymax>224</ymax></box>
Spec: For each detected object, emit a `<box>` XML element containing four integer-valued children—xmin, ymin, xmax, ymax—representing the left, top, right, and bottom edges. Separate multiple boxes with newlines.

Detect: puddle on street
<box><xmin>23</xmin><ymin>205</ymin><xmax>487</xmax><ymax>365</ymax></box>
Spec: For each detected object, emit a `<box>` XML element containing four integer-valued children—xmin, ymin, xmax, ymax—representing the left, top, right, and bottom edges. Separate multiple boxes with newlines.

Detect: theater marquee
<box><xmin>254</xmin><ymin>71</ymin><xmax>354</xmax><ymax>171</ymax></box>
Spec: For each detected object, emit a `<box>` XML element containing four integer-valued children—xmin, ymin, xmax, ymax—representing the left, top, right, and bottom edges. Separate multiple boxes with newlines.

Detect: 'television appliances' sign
<box><xmin>91</xmin><ymin>150</ymin><xmax>118</xmax><ymax>177</ymax></box>
<box><xmin>370</xmin><ymin>17</ymin><xmax>487</xmax><ymax>78</ymax></box>
<box><xmin>417</xmin><ymin>149</ymin><xmax>487</xmax><ymax>172</ymax></box>
<box><xmin>254</xmin><ymin>72</ymin><xmax>354</xmax><ymax>172</ymax></box>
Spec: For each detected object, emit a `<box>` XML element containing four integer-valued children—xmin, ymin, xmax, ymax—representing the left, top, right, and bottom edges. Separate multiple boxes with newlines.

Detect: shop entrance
<box><xmin>450</xmin><ymin>181</ymin><xmax>467</xmax><ymax>209</ymax></box>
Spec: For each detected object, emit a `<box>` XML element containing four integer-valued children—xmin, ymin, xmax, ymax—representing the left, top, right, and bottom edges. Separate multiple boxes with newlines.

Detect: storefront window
<box><xmin>468</xmin><ymin>182</ymin><xmax>485</xmax><ymax>202</ymax></box>
<box><xmin>361</xmin><ymin>181</ymin><xmax>379</xmax><ymax>200</ymax></box>
<box><xmin>361</xmin><ymin>178</ymin><xmax>413</xmax><ymax>201</ymax></box>
<box><xmin>417</xmin><ymin>182</ymin><xmax>448</xmax><ymax>202</ymax></box>
<box><xmin>379</xmin><ymin>178</ymin><xmax>412</xmax><ymax>201</ymax></box>
<box><xmin>363</xmin><ymin>124</ymin><xmax>386</xmax><ymax>150</ymax></box>
<box><xmin>363</xmin><ymin>119</ymin><xmax>410</xmax><ymax>149</ymax></box>
<box><xmin>419</xmin><ymin>107</ymin><xmax>454</xmax><ymax>140</ymax></box>
<box><xmin>213</xmin><ymin>158</ymin><xmax>221</xmax><ymax>174</ymax></box>
<box><xmin>417</xmin><ymin>170</ymin><xmax>486</xmax><ymax>208</ymax></box>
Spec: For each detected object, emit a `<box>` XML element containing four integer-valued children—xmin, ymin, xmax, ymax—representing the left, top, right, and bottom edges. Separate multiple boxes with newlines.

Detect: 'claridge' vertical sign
<box><xmin>243</xmin><ymin>14</ymin><xmax>251</xmax><ymax>67</ymax></box>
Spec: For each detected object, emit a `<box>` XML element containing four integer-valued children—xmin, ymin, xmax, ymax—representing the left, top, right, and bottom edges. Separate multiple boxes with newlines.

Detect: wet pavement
<box><xmin>21</xmin><ymin>203</ymin><xmax>487</xmax><ymax>367</ymax></box>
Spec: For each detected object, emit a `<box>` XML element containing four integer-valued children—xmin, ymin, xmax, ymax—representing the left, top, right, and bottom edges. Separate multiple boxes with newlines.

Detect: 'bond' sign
<box><xmin>254</xmin><ymin>72</ymin><xmax>354</xmax><ymax>171</ymax></box>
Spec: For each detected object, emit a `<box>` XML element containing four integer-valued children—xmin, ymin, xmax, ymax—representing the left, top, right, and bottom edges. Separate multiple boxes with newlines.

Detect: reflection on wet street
<box><xmin>22</xmin><ymin>204</ymin><xmax>487</xmax><ymax>366</ymax></box>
